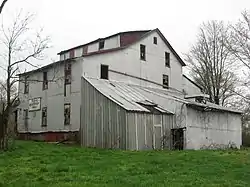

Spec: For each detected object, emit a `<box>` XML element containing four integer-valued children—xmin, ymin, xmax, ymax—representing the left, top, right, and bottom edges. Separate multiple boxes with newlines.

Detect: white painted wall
<box><xmin>186</xmin><ymin>107</ymin><xmax>242</xmax><ymax>149</ymax></box>
<box><xmin>82</xmin><ymin>30</ymin><xmax>184</xmax><ymax>92</ymax></box>
<box><xmin>182</xmin><ymin>76</ymin><xmax>202</xmax><ymax>95</ymax></box>
<box><xmin>18</xmin><ymin>60</ymin><xmax>82</xmax><ymax>133</ymax></box>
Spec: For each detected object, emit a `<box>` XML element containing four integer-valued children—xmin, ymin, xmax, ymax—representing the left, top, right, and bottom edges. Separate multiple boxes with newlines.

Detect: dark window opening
<box><xmin>41</xmin><ymin>107</ymin><xmax>47</xmax><ymax>127</ymax></box>
<box><xmin>100</xmin><ymin>64</ymin><xmax>109</xmax><ymax>79</ymax></box>
<box><xmin>64</xmin><ymin>104</ymin><xmax>71</xmax><ymax>126</ymax></box>
<box><xmin>153</xmin><ymin>37</ymin><xmax>157</xmax><ymax>44</ymax></box>
<box><xmin>99</xmin><ymin>40</ymin><xmax>105</xmax><ymax>50</ymax></box>
<box><xmin>140</xmin><ymin>44</ymin><xmax>146</xmax><ymax>61</ymax></box>
<box><xmin>24</xmin><ymin>77</ymin><xmax>29</xmax><ymax>94</ymax></box>
<box><xmin>42</xmin><ymin>72</ymin><xmax>48</xmax><ymax>90</ymax></box>
<box><xmin>24</xmin><ymin>109</ymin><xmax>28</xmax><ymax>130</ymax></box>
<box><xmin>171</xmin><ymin>128</ymin><xmax>184</xmax><ymax>150</ymax></box>
<box><xmin>69</xmin><ymin>50</ymin><xmax>75</xmax><ymax>58</ymax></box>
<box><xmin>65</xmin><ymin>61</ymin><xmax>72</xmax><ymax>85</ymax></box>
<box><xmin>163</xmin><ymin>74</ymin><xmax>169</xmax><ymax>89</ymax></box>
<box><xmin>165</xmin><ymin>52</ymin><xmax>170</xmax><ymax>67</ymax></box>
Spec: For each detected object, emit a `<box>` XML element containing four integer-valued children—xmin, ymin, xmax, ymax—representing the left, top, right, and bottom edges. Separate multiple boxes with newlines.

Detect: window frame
<box><xmin>42</xmin><ymin>71</ymin><xmax>48</xmax><ymax>90</ymax></box>
<box><xmin>41</xmin><ymin>107</ymin><xmax>47</xmax><ymax>127</ymax></box>
<box><xmin>162</xmin><ymin>74</ymin><xmax>169</xmax><ymax>89</ymax></box>
<box><xmin>100</xmin><ymin>64</ymin><xmax>109</xmax><ymax>80</ymax></box>
<box><xmin>64</xmin><ymin>103</ymin><xmax>71</xmax><ymax>126</ymax></box>
<box><xmin>24</xmin><ymin>76</ymin><xmax>29</xmax><ymax>94</ymax></box>
<box><xmin>153</xmin><ymin>37</ymin><xmax>157</xmax><ymax>45</ymax></box>
<box><xmin>65</xmin><ymin>61</ymin><xmax>72</xmax><ymax>85</ymax></box>
<box><xmin>140</xmin><ymin>44</ymin><xmax>146</xmax><ymax>61</ymax></box>
<box><xmin>99</xmin><ymin>40</ymin><xmax>105</xmax><ymax>50</ymax></box>
<box><xmin>165</xmin><ymin>52</ymin><xmax>170</xmax><ymax>67</ymax></box>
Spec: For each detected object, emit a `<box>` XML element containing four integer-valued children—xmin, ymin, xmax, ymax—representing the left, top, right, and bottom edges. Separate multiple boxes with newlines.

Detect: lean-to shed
<box><xmin>80</xmin><ymin>77</ymin><xmax>242</xmax><ymax>150</ymax></box>
<box><xmin>80</xmin><ymin>77</ymin><xmax>177</xmax><ymax>150</ymax></box>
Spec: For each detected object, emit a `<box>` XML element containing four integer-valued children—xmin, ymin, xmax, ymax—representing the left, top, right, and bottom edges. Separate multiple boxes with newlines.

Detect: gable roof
<box><xmin>19</xmin><ymin>28</ymin><xmax>186</xmax><ymax>76</ymax></box>
<box><xmin>58</xmin><ymin>30</ymin><xmax>150</xmax><ymax>55</ymax></box>
<box><xmin>58</xmin><ymin>28</ymin><xmax>186</xmax><ymax>66</ymax></box>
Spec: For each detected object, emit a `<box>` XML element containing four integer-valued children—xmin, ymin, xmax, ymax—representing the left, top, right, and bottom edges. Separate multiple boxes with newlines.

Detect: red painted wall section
<box><xmin>120</xmin><ymin>32</ymin><xmax>148</xmax><ymax>47</ymax></box>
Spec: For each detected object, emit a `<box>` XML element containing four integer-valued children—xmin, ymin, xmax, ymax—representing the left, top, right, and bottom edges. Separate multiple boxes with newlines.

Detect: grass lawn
<box><xmin>0</xmin><ymin>141</ymin><xmax>250</xmax><ymax>187</ymax></box>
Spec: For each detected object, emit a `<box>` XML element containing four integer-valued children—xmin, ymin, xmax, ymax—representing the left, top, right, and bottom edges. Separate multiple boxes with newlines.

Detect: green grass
<box><xmin>0</xmin><ymin>141</ymin><xmax>250</xmax><ymax>187</ymax></box>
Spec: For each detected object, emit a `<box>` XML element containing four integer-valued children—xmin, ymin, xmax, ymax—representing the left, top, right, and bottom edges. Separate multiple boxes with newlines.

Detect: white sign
<box><xmin>29</xmin><ymin>97</ymin><xmax>41</xmax><ymax>111</ymax></box>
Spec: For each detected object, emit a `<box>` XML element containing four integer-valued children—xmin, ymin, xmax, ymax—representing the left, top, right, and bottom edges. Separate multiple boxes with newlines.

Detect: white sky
<box><xmin>2</xmin><ymin>0</ymin><xmax>250</xmax><ymax>67</ymax></box>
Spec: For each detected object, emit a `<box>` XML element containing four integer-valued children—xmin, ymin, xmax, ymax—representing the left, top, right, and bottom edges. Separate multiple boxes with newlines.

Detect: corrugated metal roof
<box><xmin>84</xmin><ymin>77</ymin><xmax>242</xmax><ymax>114</ymax></box>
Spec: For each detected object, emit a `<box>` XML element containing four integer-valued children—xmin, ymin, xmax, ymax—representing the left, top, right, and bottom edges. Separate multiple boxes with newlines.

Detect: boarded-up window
<box><xmin>65</xmin><ymin>61</ymin><xmax>72</xmax><ymax>85</ymax></box>
<box><xmin>165</xmin><ymin>52</ymin><xmax>170</xmax><ymax>67</ymax></box>
<box><xmin>24</xmin><ymin>77</ymin><xmax>29</xmax><ymax>94</ymax></box>
<box><xmin>140</xmin><ymin>44</ymin><xmax>146</xmax><ymax>61</ymax></box>
<box><xmin>100</xmin><ymin>64</ymin><xmax>109</xmax><ymax>79</ymax></box>
<box><xmin>64</xmin><ymin>104</ymin><xmax>71</xmax><ymax>126</ymax></box>
<box><xmin>163</xmin><ymin>74</ymin><xmax>169</xmax><ymax>89</ymax></box>
<box><xmin>41</xmin><ymin>107</ymin><xmax>47</xmax><ymax>127</ymax></box>
<box><xmin>42</xmin><ymin>72</ymin><xmax>48</xmax><ymax>90</ymax></box>
<box><xmin>99</xmin><ymin>41</ymin><xmax>105</xmax><ymax>50</ymax></box>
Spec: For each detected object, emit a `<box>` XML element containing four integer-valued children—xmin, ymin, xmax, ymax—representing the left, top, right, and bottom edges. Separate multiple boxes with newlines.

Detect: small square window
<box><xmin>100</xmin><ymin>64</ymin><xmax>109</xmax><ymax>79</ymax></box>
<box><xmin>165</xmin><ymin>52</ymin><xmax>170</xmax><ymax>67</ymax></box>
<box><xmin>99</xmin><ymin>41</ymin><xmax>105</xmax><ymax>50</ymax></box>
<box><xmin>163</xmin><ymin>74</ymin><xmax>169</xmax><ymax>89</ymax></box>
<box><xmin>140</xmin><ymin>44</ymin><xmax>146</xmax><ymax>61</ymax></box>
<box><xmin>153</xmin><ymin>37</ymin><xmax>157</xmax><ymax>44</ymax></box>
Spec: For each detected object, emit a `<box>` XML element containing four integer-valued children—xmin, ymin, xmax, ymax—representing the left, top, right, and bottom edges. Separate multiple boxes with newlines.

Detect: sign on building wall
<box><xmin>29</xmin><ymin>97</ymin><xmax>41</xmax><ymax>111</ymax></box>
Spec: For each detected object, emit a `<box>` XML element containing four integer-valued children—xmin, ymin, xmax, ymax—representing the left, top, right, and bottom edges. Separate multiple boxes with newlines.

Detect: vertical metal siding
<box><xmin>81</xmin><ymin>78</ymin><xmax>127</xmax><ymax>149</ymax></box>
<box><xmin>127</xmin><ymin>112</ymin><xmax>173</xmax><ymax>150</ymax></box>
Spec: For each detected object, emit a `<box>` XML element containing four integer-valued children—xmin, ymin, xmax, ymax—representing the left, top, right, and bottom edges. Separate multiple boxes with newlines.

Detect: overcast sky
<box><xmin>2</xmin><ymin>0</ymin><xmax>250</xmax><ymax>67</ymax></box>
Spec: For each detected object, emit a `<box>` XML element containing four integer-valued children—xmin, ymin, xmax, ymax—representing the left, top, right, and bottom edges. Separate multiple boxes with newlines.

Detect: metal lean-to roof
<box><xmin>83</xmin><ymin>77</ymin><xmax>242</xmax><ymax>114</ymax></box>
<box><xmin>84</xmin><ymin>77</ymin><xmax>175</xmax><ymax>113</ymax></box>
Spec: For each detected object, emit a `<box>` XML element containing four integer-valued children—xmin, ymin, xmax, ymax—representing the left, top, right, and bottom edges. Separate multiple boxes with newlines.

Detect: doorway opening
<box><xmin>171</xmin><ymin>128</ymin><xmax>184</xmax><ymax>150</ymax></box>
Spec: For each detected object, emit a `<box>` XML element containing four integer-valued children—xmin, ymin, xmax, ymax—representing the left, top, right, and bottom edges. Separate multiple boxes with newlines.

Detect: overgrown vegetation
<box><xmin>0</xmin><ymin>141</ymin><xmax>249</xmax><ymax>187</ymax></box>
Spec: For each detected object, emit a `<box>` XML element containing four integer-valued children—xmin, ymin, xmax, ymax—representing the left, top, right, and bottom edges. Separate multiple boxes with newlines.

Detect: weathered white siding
<box><xmin>186</xmin><ymin>107</ymin><xmax>242</xmax><ymax>149</ymax></box>
<box><xmin>182</xmin><ymin>76</ymin><xmax>202</xmax><ymax>95</ymax></box>
<box><xmin>82</xmin><ymin>31</ymin><xmax>184</xmax><ymax>92</ymax></box>
<box><xmin>87</xmin><ymin>35</ymin><xmax>120</xmax><ymax>53</ymax></box>
<box><xmin>18</xmin><ymin>60</ymin><xmax>82</xmax><ymax>133</ymax></box>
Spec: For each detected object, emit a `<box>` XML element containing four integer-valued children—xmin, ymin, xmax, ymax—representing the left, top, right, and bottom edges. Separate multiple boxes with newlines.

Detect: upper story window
<box><xmin>153</xmin><ymin>37</ymin><xmax>157</xmax><ymax>45</ymax></box>
<box><xmin>163</xmin><ymin>74</ymin><xmax>169</xmax><ymax>89</ymax></box>
<box><xmin>65</xmin><ymin>61</ymin><xmax>72</xmax><ymax>85</ymax></box>
<box><xmin>99</xmin><ymin>40</ymin><xmax>105</xmax><ymax>50</ymax></box>
<box><xmin>42</xmin><ymin>72</ymin><xmax>48</xmax><ymax>90</ymax></box>
<box><xmin>24</xmin><ymin>76</ymin><xmax>29</xmax><ymax>94</ymax></box>
<box><xmin>140</xmin><ymin>44</ymin><xmax>146</xmax><ymax>61</ymax></box>
<box><xmin>165</xmin><ymin>52</ymin><xmax>170</xmax><ymax>67</ymax></box>
<box><xmin>100</xmin><ymin>64</ymin><xmax>109</xmax><ymax>80</ymax></box>
<box><xmin>69</xmin><ymin>50</ymin><xmax>75</xmax><ymax>59</ymax></box>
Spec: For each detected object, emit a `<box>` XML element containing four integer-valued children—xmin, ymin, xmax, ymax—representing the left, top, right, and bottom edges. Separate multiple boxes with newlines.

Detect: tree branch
<box><xmin>0</xmin><ymin>0</ymin><xmax>8</xmax><ymax>15</ymax></box>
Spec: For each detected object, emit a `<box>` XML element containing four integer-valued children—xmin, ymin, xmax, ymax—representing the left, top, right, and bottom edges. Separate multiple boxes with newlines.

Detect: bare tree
<box><xmin>0</xmin><ymin>11</ymin><xmax>50</xmax><ymax>150</ymax></box>
<box><xmin>0</xmin><ymin>0</ymin><xmax>8</xmax><ymax>15</ymax></box>
<box><xmin>186</xmin><ymin>21</ymin><xmax>238</xmax><ymax>105</ymax></box>
<box><xmin>228</xmin><ymin>10</ymin><xmax>250</xmax><ymax>70</ymax></box>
